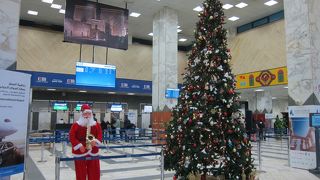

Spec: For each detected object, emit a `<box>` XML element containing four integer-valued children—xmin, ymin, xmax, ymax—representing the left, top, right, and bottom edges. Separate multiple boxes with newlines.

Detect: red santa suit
<box><xmin>69</xmin><ymin>104</ymin><xmax>103</xmax><ymax>180</ymax></box>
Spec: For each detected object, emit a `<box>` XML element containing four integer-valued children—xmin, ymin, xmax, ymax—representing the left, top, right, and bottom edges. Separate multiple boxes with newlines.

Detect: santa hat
<box><xmin>81</xmin><ymin>104</ymin><xmax>92</xmax><ymax>113</ymax></box>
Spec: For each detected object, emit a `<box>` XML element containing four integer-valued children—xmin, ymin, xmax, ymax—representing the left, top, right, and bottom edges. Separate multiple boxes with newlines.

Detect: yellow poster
<box><xmin>235</xmin><ymin>67</ymin><xmax>287</xmax><ymax>89</ymax></box>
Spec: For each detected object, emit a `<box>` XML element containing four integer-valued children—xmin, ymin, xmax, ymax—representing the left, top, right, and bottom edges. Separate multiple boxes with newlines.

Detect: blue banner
<box><xmin>21</xmin><ymin>71</ymin><xmax>153</xmax><ymax>94</ymax></box>
<box><xmin>0</xmin><ymin>164</ymin><xmax>24</xmax><ymax>177</ymax></box>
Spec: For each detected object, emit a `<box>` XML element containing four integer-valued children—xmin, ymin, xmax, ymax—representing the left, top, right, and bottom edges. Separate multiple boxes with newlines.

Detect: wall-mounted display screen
<box><xmin>75</xmin><ymin>103</ymin><xmax>93</xmax><ymax>111</ymax></box>
<box><xmin>165</xmin><ymin>88</ymin><xmax>180</xmax><ymax>99</ymax></box>
<box><xmin>64</xmin><ymin>0</ymin><xmax>128</xmax><ymax>50</ymax></box>
<box><xmin>310</xmin><ymin>113</ymin><xmax>320</xmax><ymax>127</ymax></box>
<box><xmin>111</xmin><ymin>104</ymin><xmax>122</xmax><ymax>112</ymax></box>
<box><xmin>53</xmin><ymin>102</ymin><xmax>68</xmax><ymax>111</ymax></box>
<box><xmin>143</xmin><ymin>105</ymin><xmax>152</xmax><ymax>113</ymax></box>
<box><xmin>76</xmin><ymin>62</ymin><xmax>116</xmax><ymax>87</ymax></box>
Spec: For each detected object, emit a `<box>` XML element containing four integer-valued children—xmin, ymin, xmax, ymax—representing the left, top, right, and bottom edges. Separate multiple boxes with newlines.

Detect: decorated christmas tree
<box><xmin>163</xmin><ymin>0</ymin><xmax>254</xmax><ymax>179</ymax></box>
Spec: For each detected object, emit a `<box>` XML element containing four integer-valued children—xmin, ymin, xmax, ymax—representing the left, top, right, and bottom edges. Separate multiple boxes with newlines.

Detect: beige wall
<box><xmin>229</xmin><ymin>20</ymin><xmax>287</xmax><ymax>75</ymax></box>
<box><xmin>17</xmin><ymin>26</ymin><xmax>188</xmax><ymax>83</ymax></box>
<box><xmin>17</xmin><ymin>20</ymin><xmax>286</xmax><ymax>82</ymax></box>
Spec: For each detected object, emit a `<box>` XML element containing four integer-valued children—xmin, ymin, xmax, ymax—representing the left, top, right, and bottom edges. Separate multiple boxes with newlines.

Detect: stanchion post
<box><xmin>258</xmin><ymin>140</ymin><xmax>262</xmax><ymax>171</ymax></box>
<box><xmin>155</xmin><ymin>131</ymin><xmax>158</xmax><ymax>160</ymax></box>
<box><xmin>160</xmin><ymin>146</ymin><xmax>165</xmax><ymax>180</ymax></box>
<box><xmin>288</xmin><ymin>135</ymin><xmax>291</xmax><ymax>167</ymax></box>
<box><xmin>51</xmin><ymin>141</ymin><xmax>55</xmax><ymax>156</ymax></box>
<box><xmin>55</xmin><ymin>156</ymin><xmax>61</xmax><ymax>180</ymax></box>
<box><xmin>131</xmin><ymin>145</ymin><xmax>135</xmax><ymax>162</ymax></box>
<box><xmin>38</xmin><ymin>140</ymin><xmax>46</xmax><ymax>162</ymax></box>
<box><xmin>61</xmin><ymin>139</ymin><xmax>67</xmax><ymax>168</ymax></box>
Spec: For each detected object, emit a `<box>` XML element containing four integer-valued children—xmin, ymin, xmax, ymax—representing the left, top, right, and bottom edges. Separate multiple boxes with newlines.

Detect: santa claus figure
<box><xmin>69</xmin><ymin>104</ymin><xmax>103</xmax><ymax>180</ymax></box>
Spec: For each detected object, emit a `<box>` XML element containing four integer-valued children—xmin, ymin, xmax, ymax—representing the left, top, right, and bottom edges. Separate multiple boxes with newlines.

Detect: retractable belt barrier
<box><xmin>29</xmin><ymin>128</ymin><xmax>166</xmax><ymax>144</ymax></box>
<box><xmin>55</xmin><ymin>144</ymin><xmax>165</xmax><ymax>180</ymax></box>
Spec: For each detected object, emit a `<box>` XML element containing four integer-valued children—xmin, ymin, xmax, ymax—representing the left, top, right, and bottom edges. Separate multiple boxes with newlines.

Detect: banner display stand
<box><xmin>288</xmin><ymin>105</ymin><xmax>320</xmax><ymax>169</ymax></box>
<box><xmin>0</xmin><ymin>70</ymin><xmax>31</xmax><ymax>177</ymax></box>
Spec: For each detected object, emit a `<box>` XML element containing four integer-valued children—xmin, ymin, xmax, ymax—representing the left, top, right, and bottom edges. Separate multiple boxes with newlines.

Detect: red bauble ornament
<box><xmin>227</xmin><ymin>129</ymin><xmax>233</xmax><ymax>134</ymax></box>
<box><xmin>223</xmin><ymin>112</ymin><xmax>228</xmax><ymax>116</ymax></box>
<box><xmin>188</xmin><ymin>119</ymin><xmax>193</xmax><ymax>125</ymax></box>
<box><xmin>193</xmin><ymin>143</ymin><xmax>197</xmax><ymax>148</ymax></box>
<box><xmin>173</xmin><ymin>175</ymin><xmax>177</xmax><ymax>180</ymax></box>
<box><xmin>228</xmin><ymin>89</ymin><xmax>234</xmax><ymax>94</ymax></box>
<box><xmin>193</xmin><ymin>95</ymin><xmax>197</xmax><ymax>100</ymax></box>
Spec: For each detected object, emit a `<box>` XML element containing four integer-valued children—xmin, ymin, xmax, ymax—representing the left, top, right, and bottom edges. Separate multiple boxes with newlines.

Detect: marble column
<box><xmin>247</xmin><ymin>91</ymin><xmax>273</xmax><ymax>113</ymax></box>
<box><xmin>284</xmin><ymin>0</ymin><xmax>320</xmax><ymax>105</ymax></box>
<box><xmin>152</xmin><ymin>7</ymin><xmax>178</xmax><ymax>111</ymax></box>
<box><xmin>0</xmin><ymin>0</ymin><xmax>21</xmax><ymax>70</ymax></box>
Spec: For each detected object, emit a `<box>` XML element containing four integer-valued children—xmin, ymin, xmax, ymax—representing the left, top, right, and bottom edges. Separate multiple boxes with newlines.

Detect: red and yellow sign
<box><xmin>235</xmin><ymin>67</ymin><xmax>287</xmax><ymax>89</ymax></box>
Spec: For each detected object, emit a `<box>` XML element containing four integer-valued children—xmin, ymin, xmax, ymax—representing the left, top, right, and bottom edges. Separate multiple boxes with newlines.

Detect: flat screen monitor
<box><xmin>64</xmin><ymin>0</ymin><xmax>128</xmax><ymax>50</ymax></box>
<box><xmin>111</xmin><ymin>104</ymin><xmax>122</xmax><ymax>112</ymax></box>
<box><xmin>143</xmin><ymin>105</ymin><xmax>152</xmax><ymax>113</ymax></box>
<box><xmin>165</xmin><ymin>88</ymin><xmax>180</xmax><ymax>99</ymax></box>
<box><xmin>53</xmin><ymin>102</ymin><xmax>68</xmax><ymax>111</ymax></box>
<box><xmin>75</xmin><ymin>103</ymin><xmax>93</xmax><ymax>111</ymax></box>
<box><xmin>310</xmin><ymin>113</ymin><xmax>320</xmax><ymax>127</ymax></box>
<box><xmin>76</xmin><ymin>62</ymin><xmax>116</xmax><ymax>87</ymax></box>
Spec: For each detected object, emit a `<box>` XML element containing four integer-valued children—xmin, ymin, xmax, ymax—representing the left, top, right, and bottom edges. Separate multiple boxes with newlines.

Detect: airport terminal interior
<box><xmin>1</xmin><ymin>0</ymin><xmax>320</xmax><ymax>179</ymax></box>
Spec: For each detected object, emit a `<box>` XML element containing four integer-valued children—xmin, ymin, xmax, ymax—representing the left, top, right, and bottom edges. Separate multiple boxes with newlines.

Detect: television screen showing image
<box><xmin>143</xmin><ymin>105</ymin><xmax>152</xmax><ymax>113</ymax></box>
<box><xmin>165</xmin><ymin>88</ymin><xmax>180</xmax><ymax>99</ymax></box>
<box><xmin>64</xmin><ymin>0</ymin><xmax>128</xmax><ymax>50</ymax></box>
<box><xmin>111</xmin><ymin>104</ymin><xmax>122</xmax><ymax>112</ymax></box>
<box><xmin>76</xmin><ymin>62</ymin><xmax>116</xmax><ymax>87</ymax></box>
<box><xmin>310</xmin><ymin>113</ymin><xmax>320</xmax><ymax>127</ymax></box>
<box><xmin>53</xmin><ymin>103</ymin><xmax>68</xmax><ymax>111</ymax></box>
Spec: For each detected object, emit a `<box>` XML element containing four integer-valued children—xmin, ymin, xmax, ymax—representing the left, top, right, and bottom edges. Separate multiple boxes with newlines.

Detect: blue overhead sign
<box><xmin>21</xmin><ymin>71</ymin><xmax>152</xmax><ymax>94</ymax></box>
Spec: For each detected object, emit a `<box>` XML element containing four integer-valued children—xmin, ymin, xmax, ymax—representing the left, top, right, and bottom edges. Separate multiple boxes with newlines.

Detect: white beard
<box><xmin>77</xmin><ymin>114</ymin><xmax>96</xmax><ymax>127</ymax></box>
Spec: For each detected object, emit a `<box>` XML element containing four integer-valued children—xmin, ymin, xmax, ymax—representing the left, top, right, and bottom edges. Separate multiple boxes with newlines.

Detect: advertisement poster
<box><xmin>0</xmin><ymin>70</ymin><xmax>31</xmax><ymax>176</ymax></box>
<box><xmin>288</xmin><ymin>105</ymin><xmax>320</xmax><ymax>169</ymax></box>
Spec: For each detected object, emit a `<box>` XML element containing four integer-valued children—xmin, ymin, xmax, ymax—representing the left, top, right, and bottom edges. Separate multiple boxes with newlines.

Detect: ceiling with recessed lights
<box><xmin>20</xmin><ymin>0</ymin><xmax>283</xmax><ymax>46</ymax></box>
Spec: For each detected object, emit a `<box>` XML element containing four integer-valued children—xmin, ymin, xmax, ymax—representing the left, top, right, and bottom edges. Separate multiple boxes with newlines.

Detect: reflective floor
<box><xmin>8</xmin><ymin>138</ymin><xmax>320</xmax><ymax>180</ymax></box>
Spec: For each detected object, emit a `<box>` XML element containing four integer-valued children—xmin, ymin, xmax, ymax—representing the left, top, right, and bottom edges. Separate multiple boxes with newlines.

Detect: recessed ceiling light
<box><xmin>179</xmin><ymin>38</ymin><xmax>187</xmax><ymax>42</ymax></box>
<box><xmin>235</xmin><ymin>2</ymin><xmax>248</xmax><ymax>8</ymax></box>
<box><xmin>284</xmin><ymin>86</ymin><xmax>288</xmax><ymax>89</ymax></box>
<box><xmin>41</xmin><ymin>0</ymin><xmax>53</xmax><ymax>3</ymax></box>
<box><xmin>177</xmin><ymin>26</ymin><xmax>181</xmax><ymax>29</ymax></box>
<box><xmin>264</xmin><ymin>0</ymin><xmax>278</xmax><ymax>6</ymax></box>
<box><xmin>108</xmin><ymin>92</ymin><xmax>116</xmax><ymax>94</ymax></box>
<box><xmin>129</xmin><ymin>12</ymin><xmax>141</xmax><ymax>17</ymax></box>
<box><xmin>128</xmin><ymin>93</ymin><xmax>135</xmax><ymax>95</ymax></box>
<box><xmin>272</xmin><ymin>97</ymin><xmax>277</xmax><ymax>99</ymax></box>
<box><xmin>193</xmin><ymin>6</ymin><xmax>203</xmax><ymax>12</ymax></box>
<box><xmin>47</xmin><ymin>88</ymin><xmax>56</xmax><ymax>91</ymax></box>
<box><xmin>79</xmin><ymin>90</ymin><xmax>87</xmax><ymax>93</ymax></box>
<box><xmin>228</xmin><ymin>16</ymin><xmax>240</xmax><ymax>21</ymax></box>
<box><xmin>177</xmin><ymin>29</ymin><xmax>182</xmax><ymax>33</ymax></box>
<box><xmin>222</xmin><ymin>4</ymin><xmax>234</xmax><ymax>10</ymax></box>
<box><xmin>148</xmin><ymin>32</ymin><xmax>153</xmax><ymax>36</ymax></box>
<box><xmin>59</xmin><ymin>9</ymin><xmax>65</xmax><ymax>14</ymax></box>
<box><xmin>27</xmin><ymin>10</ymin><xmax>38</xmax><ymax>16</ymax></box>
<box><xmin>255</xmin><ymin>89</ymin><xmax>264</xmax><ymax>92</ymax></box>
<box><xmin>51</xmin><ymin>4</ymin><xmax>62</xmax><ymax>9</ymax></box>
